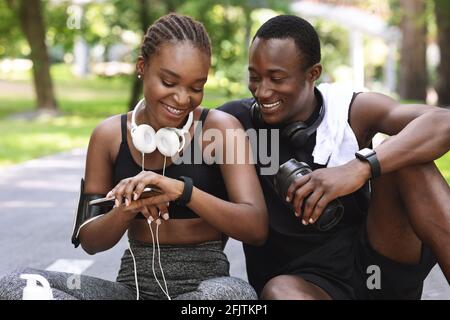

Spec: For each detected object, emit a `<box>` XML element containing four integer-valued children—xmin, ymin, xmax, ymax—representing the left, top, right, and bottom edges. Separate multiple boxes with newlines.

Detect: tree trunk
<box><xmin>18</xmin><ymin>0</ymin><xmax>58</xmax><ymax>110</ymax></box>
<box><xmin>398</xmin><ymin>0</ymin><xmax>428</xmax><ymax>102</ymax></box>
<box><xmin>434</xmin><ymin>0</ymin><xmax>450</xmax><ymax>107</ymax></box>
<box><xmin>128</xmin><ymin>0</ymin><xmax>151</xmax><ymax>111</ymax></box>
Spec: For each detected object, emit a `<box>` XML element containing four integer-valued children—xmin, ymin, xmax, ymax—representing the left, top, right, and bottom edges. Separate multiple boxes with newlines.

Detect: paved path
<box><xmin>0</xmin><ymin>149</ymin><xmax>448</xmax><ymax>299</ymax></box>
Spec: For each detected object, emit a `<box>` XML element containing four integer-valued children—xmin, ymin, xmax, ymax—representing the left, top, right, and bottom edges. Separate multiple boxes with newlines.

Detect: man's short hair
<box><xmin>253</xmin><ymin>15</ymin><xmax>321</xmax><ymax>70</ymax></box>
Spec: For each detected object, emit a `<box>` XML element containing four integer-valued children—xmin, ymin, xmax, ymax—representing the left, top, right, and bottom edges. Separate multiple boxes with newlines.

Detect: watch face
<box><xmin>358</xmin><ymin>148</ymin><xmax>375</xmax><ymax>157</ymax></box>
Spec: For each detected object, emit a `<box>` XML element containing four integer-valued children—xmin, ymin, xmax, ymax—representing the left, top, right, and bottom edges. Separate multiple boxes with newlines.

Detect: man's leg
<box><xmin>260</xmin><ymin>275</ymin><xmax>331</xmax><ymax>300</ymax></box>
<box><xmin>367</xmin><ymin>161</ymin><xmax>450</xmax><ymax>281</ymax></box>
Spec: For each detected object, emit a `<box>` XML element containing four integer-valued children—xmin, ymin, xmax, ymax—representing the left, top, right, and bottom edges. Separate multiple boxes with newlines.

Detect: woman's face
<box><xmin>137</xmin><ymin>41</ymin><xmax>210</xmax><ymax>129</ymax></box>
<box><xmin>248</xmin><ymin>37</ymin><xmax>320</xmax><ymax>125</ymax></box>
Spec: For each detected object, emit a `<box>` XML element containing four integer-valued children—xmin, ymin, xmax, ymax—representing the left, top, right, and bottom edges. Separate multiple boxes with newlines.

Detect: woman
<box><xmin>0</xmin><ymin>13</ymin><xmax>267</xmax><ymax>300</ymax></box>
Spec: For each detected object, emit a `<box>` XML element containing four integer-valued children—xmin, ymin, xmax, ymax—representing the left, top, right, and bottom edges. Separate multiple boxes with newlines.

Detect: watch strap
<box><xmin>356</xmin><ymin>149</ymin><xmax>381</xmax><ymax>179</ymax></box>
<box><xmin>175</xmin><ymin>176</ymin><xmax>193</xmax><ymax>206</ymax></box>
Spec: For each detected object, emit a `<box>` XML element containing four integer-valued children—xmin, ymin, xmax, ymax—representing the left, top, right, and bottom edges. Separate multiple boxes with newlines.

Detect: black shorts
<box><xmin>279</xmin><ymin>225</ymin><xmax>437</xmax><ymax>300</ymax></box>
<box><xmin>352</xmin><ymin>225</ymin><xmax>437</xmax><ymax>299</ymax></box>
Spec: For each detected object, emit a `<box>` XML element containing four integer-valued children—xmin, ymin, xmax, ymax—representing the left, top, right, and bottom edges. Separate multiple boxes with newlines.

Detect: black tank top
<box><xmin>112</xmin><ymin>108</ymin><xmax>228</xmax><ymax>219</ymax></box>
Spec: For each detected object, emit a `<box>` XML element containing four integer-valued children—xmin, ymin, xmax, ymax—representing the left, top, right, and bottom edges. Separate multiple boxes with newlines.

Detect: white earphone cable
<box><xmin>155</xmin><ymin>155</ymin><xmax>170</xmax><ymax>299</ymax></box>
<box><xmin>156</xmin><ymin>221</ymin><xmax>170</xmax><ymax>297</ymax></box>
<box><xmin>162</xmin><ymin>156</ymin><xmax>166</xmax><ymax>176</ymax></box>
<box><xmin>147</xmin><ymin>219</ymin><xmax>171</xmax><ymax>299</ymax></box>
<box><xmin>128</xmin><ymin>235</ymin><xmax>140</xmax><ymax>300</ymax></box>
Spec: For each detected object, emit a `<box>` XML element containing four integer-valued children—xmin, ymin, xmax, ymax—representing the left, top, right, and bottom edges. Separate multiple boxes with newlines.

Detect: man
<box><xmin>219</xmin><ymin>15</ymin><xmax>450</xmax><ymax>299</ymax></box>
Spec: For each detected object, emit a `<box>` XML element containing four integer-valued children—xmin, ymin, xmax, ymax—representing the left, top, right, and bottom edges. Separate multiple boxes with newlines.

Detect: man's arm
<box><xmin>287</xmin><ymin>92</ymin><xmax>450</xmax><ymax>225</ymax></box>
<box><xmin>350</xmin><ymin>92</ymin><xmax>450</xmax><ymax>175</ymax></box>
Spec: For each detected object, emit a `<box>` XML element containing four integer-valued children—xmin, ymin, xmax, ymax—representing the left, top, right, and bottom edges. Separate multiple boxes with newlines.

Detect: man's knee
<box><xmin>261</xmin><ymin>275</ymin><xmax>329</xmax><ymax>300</ymax></box>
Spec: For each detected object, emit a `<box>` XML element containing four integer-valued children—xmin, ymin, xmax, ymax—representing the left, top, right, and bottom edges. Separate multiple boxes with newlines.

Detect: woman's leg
<box><xmin>174</xmin><ymin>276</ymin><xmax>257</xmax><ymax>300</ymax></box>
<box><xmin>0</xmin><ymin>267</ymin><xmax>136</xmax><ymax>300</ymax></box>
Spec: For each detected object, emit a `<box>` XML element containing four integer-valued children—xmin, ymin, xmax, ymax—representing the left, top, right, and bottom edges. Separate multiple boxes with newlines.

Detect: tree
<box><xmin>398</xmin><ymin>0</ymin><xmax>428</xmax><ymax>102</ymax></box>
<box><xmin>7</xmin><ymin>0</ymin><xmax>58</xmax><ymax>110</ymax></box>
<box><xmin>434</xmin><ymin>0</ymin><xmax>450</xmax><ymax>107</ymax></box>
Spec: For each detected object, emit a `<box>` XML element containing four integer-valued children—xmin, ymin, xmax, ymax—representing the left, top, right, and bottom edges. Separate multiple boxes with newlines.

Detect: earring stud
<box><xmin>137</xmin><ymin>74</ymin><xmax>142</xmax><ymax>79</ymax></box>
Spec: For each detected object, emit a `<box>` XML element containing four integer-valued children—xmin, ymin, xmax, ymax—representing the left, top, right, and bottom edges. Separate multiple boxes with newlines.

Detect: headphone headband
<box><xmin>131</xmin><ymin>98</ymin><xmax>145</xmax><ymax>131</ymax></box>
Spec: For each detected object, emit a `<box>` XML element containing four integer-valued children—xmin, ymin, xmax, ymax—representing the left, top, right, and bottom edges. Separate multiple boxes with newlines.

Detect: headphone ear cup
<box><xmin>155</xmin><ymin>128</ymin><xmax>181</xmax><ymax>157</ymax></box>
<box><xmin>131</xmin><ymin>124</ymin><xmax>156</xmax><ymax>154</ymax></box>
<box><xmin>251</xmin><ymin>102</ymin><xmax>264</xmax><ymax>128</ymax></box>
<box><xmin>282</xmin><ymin>122</ymin><xmax>309</xmax><ymax>148</ymax></box>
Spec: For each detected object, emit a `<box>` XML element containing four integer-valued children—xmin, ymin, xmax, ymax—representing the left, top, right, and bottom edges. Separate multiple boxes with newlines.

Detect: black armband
<box><xmin>71</xmin><ymin>179</ymin><xmax>113</xmax><ymax>248</ymax></box>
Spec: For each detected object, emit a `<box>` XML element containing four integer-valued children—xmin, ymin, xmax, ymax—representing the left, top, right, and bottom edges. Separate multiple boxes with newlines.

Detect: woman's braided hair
<box><xmin>141</xmin><ymin>13</ymin><xmax>211</xmax><ymax>61</ymax></box>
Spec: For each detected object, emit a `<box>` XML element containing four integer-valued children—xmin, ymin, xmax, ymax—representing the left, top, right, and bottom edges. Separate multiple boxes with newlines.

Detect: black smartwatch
<box><xmin>175</xmin><ymin>176</ymin><xmax>193</xmax><ymax>206</ymax></box>
<box><xmin>355</xmin><ymin>148</ymin><xmax>381</xmax><ymax>179</ymax></box>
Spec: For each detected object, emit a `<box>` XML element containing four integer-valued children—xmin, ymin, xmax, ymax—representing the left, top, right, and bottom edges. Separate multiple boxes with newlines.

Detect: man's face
<box><xmin>248</xmin><ymin>37</ymin><xmax>316</xmax><ymax>125</ymax></box>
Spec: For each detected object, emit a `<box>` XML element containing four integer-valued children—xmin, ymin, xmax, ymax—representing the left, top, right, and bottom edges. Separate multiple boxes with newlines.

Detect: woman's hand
<box><xmin>106</xmin><ymin>171</ymin><xmax>185</xmax><ymax>218</ymax></box>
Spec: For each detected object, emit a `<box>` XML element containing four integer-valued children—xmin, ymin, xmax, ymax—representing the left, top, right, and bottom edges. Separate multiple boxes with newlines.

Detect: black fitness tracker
<box><xmin>175</xmin><ymin>176</ymin><xmax>193</xmax><ymax>206</ymax></box>
<box><xmin>355</xmin><ymin>148</ymin><xmax>381</xmax><ymax>179</ymax></box>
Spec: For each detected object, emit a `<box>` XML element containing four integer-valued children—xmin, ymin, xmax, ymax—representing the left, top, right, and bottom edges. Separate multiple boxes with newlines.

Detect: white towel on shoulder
<box><xmin>312</xmin><ymin>83</ymin><xmax>360</xmax><ymax>167</ymax></box>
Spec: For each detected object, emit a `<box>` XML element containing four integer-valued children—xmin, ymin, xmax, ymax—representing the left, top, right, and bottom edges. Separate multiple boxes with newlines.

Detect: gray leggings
<box><xmin>0</xmin><ymin>241</ymin><xmax>257</xmax><ymax>300</ymax></box>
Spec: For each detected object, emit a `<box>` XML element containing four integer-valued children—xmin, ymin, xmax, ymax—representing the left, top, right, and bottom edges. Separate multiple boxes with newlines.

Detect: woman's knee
<box><xmin>0</xmin><ymin>267</ymin><xmax>41</xmax><ymax>300</ymax></box>
<box><xmin>194</xmin><ymin>276</ymin><xmax>257</xmax><ymax>300</ymax></box>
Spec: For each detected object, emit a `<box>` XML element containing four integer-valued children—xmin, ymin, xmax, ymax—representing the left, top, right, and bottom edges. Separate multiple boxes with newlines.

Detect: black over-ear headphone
<box><xmin>251</xmin><ymin>100</ymin><xmax>325</xmax><ymax>149</ymax></box>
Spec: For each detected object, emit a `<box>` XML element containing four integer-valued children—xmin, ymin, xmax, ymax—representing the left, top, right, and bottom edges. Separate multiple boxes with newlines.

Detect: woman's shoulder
<box><xmin>90</xmin><ymin>113</ymin><xmax>127</xmax><ymax>142</ymax></box>
<box><xmin>87</xmin><ymin>113</ymin><xmax>129</xmax><ymax>162</ymax></box>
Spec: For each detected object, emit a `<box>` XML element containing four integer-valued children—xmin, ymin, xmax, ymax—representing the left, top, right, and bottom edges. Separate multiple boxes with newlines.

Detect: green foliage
<box><xmin>435</xmin><ymin>152</ymin><xmax>450</xmax><ymax>184</ymax></box>
<box><xmin>0</xmin><ymin>0</ymin><xmax>25</xmax><ymax>57</ymax></box>
<box><xmin>44</xmin><ymin>1</ymin><xmax>76</xmax><ymax>56</ymax></box>
<box><xmin>313</xmin><ymin>19</ymin><xmax>350</xmax><ymax>82</ymax></box>
<box><xmin>177</xmin><ymin>0</ymin><xmax>290</xmax><ymax>97</ymax></box>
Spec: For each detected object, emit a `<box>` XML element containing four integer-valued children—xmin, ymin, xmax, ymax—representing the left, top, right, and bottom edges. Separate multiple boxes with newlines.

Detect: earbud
<box><xmin>131</xmin><ymin>98</ymin><xmax>193</xmax><ymax>157</ymax></box>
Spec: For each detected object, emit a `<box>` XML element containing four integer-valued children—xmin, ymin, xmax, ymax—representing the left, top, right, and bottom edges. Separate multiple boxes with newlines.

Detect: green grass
<box><xmin>0</xmin><ymin>116</ymin><xmax>98</xmax><ymax>166</ymax></box>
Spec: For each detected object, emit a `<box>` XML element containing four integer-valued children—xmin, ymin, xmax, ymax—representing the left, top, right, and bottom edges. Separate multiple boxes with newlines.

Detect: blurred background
<box><xmin>0</xmin><ymin>0</ymin><xmax>449</xmax><ymax>300</ymax></box>
<box><xmin>0</xmin><ymin>0</ymin><xmax>449</xmax><ymax>175</ymax></box>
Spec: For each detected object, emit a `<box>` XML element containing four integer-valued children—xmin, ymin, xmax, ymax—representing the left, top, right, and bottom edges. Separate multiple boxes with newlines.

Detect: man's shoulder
<box><xmin>218</xmin><ymin>98</ymin><xmax>255</xmax><ymax>130</ymax></box>
<box><xmin>218</xmin><ymin>98</ymin><xmax>254</xmax><ymax>115</ymax></box>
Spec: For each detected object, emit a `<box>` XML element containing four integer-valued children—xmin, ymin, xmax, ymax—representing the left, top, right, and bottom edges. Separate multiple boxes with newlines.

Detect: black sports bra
<box><xmin>112</xmin><ymin>108</ymin><xmax>228</xmax><ymax>219</ymax></box>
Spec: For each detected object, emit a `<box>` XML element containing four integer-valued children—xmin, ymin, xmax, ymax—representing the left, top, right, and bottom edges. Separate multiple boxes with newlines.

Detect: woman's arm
<box><xmin>191</xmin><ymin>109</ymin><xmax>268</xmax><ymax>245</ymax></box>
<box><xmin>78</xmin><ymin>115</ymin><xmax>164</xmax><ymax>254</ymax></box>
<box><xmin>109</xmin><ymin>110</ymin><xmax>269</xmax><ymax>246</ymax></box>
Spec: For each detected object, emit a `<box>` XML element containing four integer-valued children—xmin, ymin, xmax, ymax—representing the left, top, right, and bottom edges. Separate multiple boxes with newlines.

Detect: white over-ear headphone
<box><xmin>131</xmin><ymin>98</ymin><xmax>193</xmax><ymax>157</ymax></box>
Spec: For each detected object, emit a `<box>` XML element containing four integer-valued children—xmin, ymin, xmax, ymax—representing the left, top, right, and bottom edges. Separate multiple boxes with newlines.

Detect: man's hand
<box><xmin>286</xmin><ymin>159</ymin><xmax>371</xmax><ymax>225</ymax></box>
